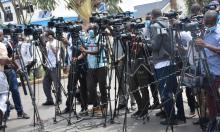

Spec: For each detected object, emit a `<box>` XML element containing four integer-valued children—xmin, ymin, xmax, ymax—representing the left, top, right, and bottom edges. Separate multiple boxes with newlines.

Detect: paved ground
<box><xmin>6</xmin><ymin>79</ymin><xmax>202</xmax><ymax>132</ymax></box>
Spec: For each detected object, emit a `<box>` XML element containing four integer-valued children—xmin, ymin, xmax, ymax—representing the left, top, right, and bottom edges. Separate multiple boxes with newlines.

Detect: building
<box><xmin>0</xmin><ymin>0</ymin><xmax>78</xmax><ymax>25</ymax></box>
<box><xmin>133</xmin><ymin>0</ymin><xmax>187</xmax><ymax>18</ymax></box>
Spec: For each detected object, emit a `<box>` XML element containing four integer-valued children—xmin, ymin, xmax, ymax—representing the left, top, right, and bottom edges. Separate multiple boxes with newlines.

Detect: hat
<box><xmin>209</xmin><ymin>0</ymin><xmax>219</xmax><ymax>6</ymax></box>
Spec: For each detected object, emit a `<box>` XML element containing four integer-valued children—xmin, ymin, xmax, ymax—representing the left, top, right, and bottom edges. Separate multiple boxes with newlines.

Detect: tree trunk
<box><xmin>0</xmin><ymin>2</ymin><xmax>7</xmax><ymax>24</ymax></box>
<box><xmin>170</xmin><ymin>0</ymin><xmax>177</xmax><ymax>10</ymax></box>
<box><xmin>18</xmin><ymin>0</ymin><xmax>26</xmax><ymax>24</ymax></box>
<box><xmin>11</xmin><ymin>0</ymin><xmax>22</xmax><ymax>24</ymax></box>
<box><xmin>0</xmin><ymin>2</ymin><xmax>6</xmax><ymax>16</ymax></box>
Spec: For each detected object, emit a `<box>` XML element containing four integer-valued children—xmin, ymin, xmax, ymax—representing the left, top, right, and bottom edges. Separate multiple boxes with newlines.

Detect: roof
<box><xmin>134</xmin><ymin>0</ymin><xmax>170</xmax><ymax>18</ymax></box>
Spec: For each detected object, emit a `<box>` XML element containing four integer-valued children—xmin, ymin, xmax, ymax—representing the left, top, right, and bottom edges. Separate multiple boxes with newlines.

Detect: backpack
<box><xmin>149</xmin><ymin>17</ymin><xmax>173</xmax><ymax>62</ymax></box>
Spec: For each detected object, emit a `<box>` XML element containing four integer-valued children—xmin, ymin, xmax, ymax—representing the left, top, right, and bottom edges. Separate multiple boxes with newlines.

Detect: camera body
<box><xmin>3</xmin><ymin>25</ymin><xmax>23</xmax><ymax>35</ymax></box>
<box><xmin>24</xmin><ymin>25</ymin><xmax>43</xmax><ymax>40</ymax></box>
<box><xmin>173</xmin><ymin>16</ymin><xmax>203</xmax><ymax>32</ymax></box>
<box><xmin>164</xmin><ymin>11</ymin><xmax>182</xmax><ymax>19</ymax></box>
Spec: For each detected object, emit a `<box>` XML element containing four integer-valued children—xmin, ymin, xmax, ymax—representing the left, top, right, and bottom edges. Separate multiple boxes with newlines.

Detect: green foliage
<box><xmin>185</xmin><ymin>0</ymin><xmax>212</xmax><ymax>14</ymax></box>
<box><xmin>104</xmin><ymin>0</ymin><xmax>123</xmax><ymax>14</ymax></box>
<box><xmin>32</xmin><ymin>0</ymin><xmax>57</xmax><ymax>11</ymax></box>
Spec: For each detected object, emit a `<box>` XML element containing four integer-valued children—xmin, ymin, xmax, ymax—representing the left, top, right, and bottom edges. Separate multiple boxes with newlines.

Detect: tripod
<box><xmin>16</xmin><ymin>44</ymin><xmax>44</xmax><ymax>130</ymax></box>
<box><xmin>29</xmin><ymin>35</ymin><xmax>68</xmax><ymax>125</ymax></box>
<box><xmin>65</xmin><ymin>31</ymin><xmax>86</xmax><ymax>125</ymax></box>
<box><xmin>177</xmin><ymin>29</ymin><xmax>220</xmax><ymax>131</ymax></box>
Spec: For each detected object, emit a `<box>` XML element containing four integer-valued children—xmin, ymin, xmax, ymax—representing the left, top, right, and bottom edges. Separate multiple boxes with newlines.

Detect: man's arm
<box><xmin>195</xmin><ymin>38</ymin><xmax>220</xmax><ymax>54</ymax></box>
<box><xmin>80</xmin><ymin>45</ymin><xmax>99</xmax><ymax>55</ymax></box>
<box><xmin>0</xmin><ymin>57</ymin><xmax>12</xmax><ymax>65</ymax></box>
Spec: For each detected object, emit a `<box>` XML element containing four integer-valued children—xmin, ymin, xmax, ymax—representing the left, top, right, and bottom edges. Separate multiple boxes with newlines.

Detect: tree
<box><xmin>170</xmin><ymin>0</ymin><xmax>177</xmax><ymax>10</ymax></box>
<box><xmin>185</xmin><ymin>0</ymin><xmax>211</xmax><ymax>14</ymax></box>
<box><xmin>0</xmin><ymin>0</ymin><xmax>122</xmax><ymax>25</ymax></box>
<box><xmin>65</xmin><ymin>0</ymin><xmax>122</xmax><ymax>23</ymax></box>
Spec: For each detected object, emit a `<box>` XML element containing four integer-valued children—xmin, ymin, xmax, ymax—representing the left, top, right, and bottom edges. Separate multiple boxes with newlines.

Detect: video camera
<box><xmin>173</xmin><ymin>16</ymin><xmax>203</xmax><ymax>32</ymax></box>
<box><xmin>48</xmin><ymin>17</ymin><xmax>83</xmax><ymax>40</ymax></box>
<box><xmin>129</xmin><ymin>18</ymin><xmax>145</xmax><ymax>29</ymax></box>
<box><xmin>90</xmin><ymin>12</ymin><xmax>133</xmax><ymax>26</ymax></box>
<box><xmin>163</xmin><ymin>11</ymin><xmax>182</xmax><ymax>19</ymax></box>
<box><xmin>24</xmin><ymin>24</ymin><xmax>43</xmax><ymax>40</ymax></box>
<box><xmin>3</xmin><ymin>24</ymin><xmax>23</xmax><ymax>35</ymax></box>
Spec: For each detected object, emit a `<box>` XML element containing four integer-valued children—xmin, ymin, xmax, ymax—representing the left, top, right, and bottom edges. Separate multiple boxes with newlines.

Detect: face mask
<box><xmin>206</xmin><ymin>25</ymin><xmax>217</xmax><ymax>32</ymax></box>
<box><xmin>145</xmin><ymin>20</ymin><xmax>151</xmax><ymax>28</ymax></box>
<box><xmin>88</xmin><ymin>30</ymin><xmax>95</xmax><ymax>38</ymax></box>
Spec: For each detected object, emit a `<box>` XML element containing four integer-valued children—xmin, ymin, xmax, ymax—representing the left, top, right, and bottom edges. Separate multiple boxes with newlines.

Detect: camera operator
<box><xmin>178</xmin><ymin>4</ymin><xmax>210</xmax><ymax>127</ymax></box>
<box><xmin>2</xmin><ymin>32</ymin><xmax>30</xmax><ymax>120</ymax></box>
<box><xmin>18</xmin><ymin>36</ymin><xmax>42</xmax><ymax>76</ymax></box>
<box><xmin>80</xmin><ymin>28</ymin><xmax>108</xmax><ymax>115</ymax></box>
<box><xmin>61</xmin><ymin>32</ymin><xmax>88</xmax><ymax>115</ymax></box>
<box><xmin>179</xmin><ymin>3</ymin><xmax>202</xmax><ymax>118</ymax></box>
<box><xmin>195</xmin><ymin>10</ymin><xmax>220</xmax><ymax>128</ymax></box>
<box><xmin>143</xmin><ymin>14</ymin><xmax>160</xmax><ymax>110</ymax></box>
<box><xmin>122</xmin><ymin>23</ymin><xmax>159</xmax><ymax>118</ymax></box>
<box><xmin>42</xmin><ymin>30</ymin><xmax>62</xmax><ymax>105</ymax></box>
<box><xmin>149</xmin><ymin>9</ymin><xmax>185</xmax><ymax>125</ymax></box>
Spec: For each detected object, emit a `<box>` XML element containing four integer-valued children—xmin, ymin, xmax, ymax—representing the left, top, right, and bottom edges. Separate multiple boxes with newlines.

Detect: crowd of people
<box><xmin>0</xmin><ymin>0</ymin><xmax>219</xmax><ymax>132</ymax></box>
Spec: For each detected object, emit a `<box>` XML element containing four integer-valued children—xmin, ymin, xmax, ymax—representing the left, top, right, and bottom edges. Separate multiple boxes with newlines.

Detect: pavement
<box><xmin>6</xmin><ymin>78</ymin><xmax>202</xmax><ymax>132</ymax></box>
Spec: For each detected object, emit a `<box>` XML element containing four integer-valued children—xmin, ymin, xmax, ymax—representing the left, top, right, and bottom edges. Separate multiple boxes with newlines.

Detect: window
<box><xmin>4</xmin><ymin>6</ymin><xmax>13</xmax><ymax>22</ymax></box>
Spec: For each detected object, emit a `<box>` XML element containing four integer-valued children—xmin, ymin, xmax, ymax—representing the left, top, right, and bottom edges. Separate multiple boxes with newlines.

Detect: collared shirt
<box><xmin>218</xmin><ymin>14</ymin><xmax>220</xmax><ymax>24</ymax></box>
<box><xmin>19</xmin><ymin>42</ymin><xmax>42</xmax><ymax>68</ymax></box>
<box><xmin>20</xmin><ymin>42</ymin><xmax>32</xmax><ymax>66</ymax></box>
<box><xmin>46</xmin><ymin>39</ymin><xmax>60</xmax><ymax>68</ymax></box>
<box><xmin>203</xmin><ymin>25</ymin><xmax>220</xmax><ymax>76</ymax></box>
<box><xmin>179</xmin><ymin>31</ymin><xmax>200</xmax><ymax>65</ymax></box>
<box><xmin>85</xmin><ymin>37</ymin><xmax>107</xmax><ymax>69</ymax></box>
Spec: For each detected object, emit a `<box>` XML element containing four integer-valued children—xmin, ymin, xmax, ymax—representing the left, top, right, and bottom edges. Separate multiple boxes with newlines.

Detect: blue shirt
<box><xmin>218</xmin><ymin>14</ymin><xmax>220</xmax><ymax>24</ymax></box>
<box><xmin>65</xmin><ymin>32</ymin><xmax>86</xmax><ymax>66</ymax></box>
<box><xmin>98</xmin><ymin>2</ymin><xmax>107</xmax><ymax>13</ymax></box>
<box><xmin>204</xmin><ymin>25</ymin><xmax>220</xmax><ymax>76</ymax></box>
<box><xmin>85</xmin><ymin>37</ymin><xmax>106</xmax><ymax>69</ymax></box>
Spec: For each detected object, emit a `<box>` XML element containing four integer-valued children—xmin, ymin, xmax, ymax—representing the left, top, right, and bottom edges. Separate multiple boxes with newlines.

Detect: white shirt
<box><xmin>180</xmin><ymin>31</ymin><xmax>199</xmax><ymax>65</ymax></box>
<box><xmin>20</xmin><ymin>42</ymin><xmax>42</xmax><ymax>68</ymax></box>
<box><xmin>154</xmin><ymin>61</ymin><xmax>171</xmax><ymax>69</ymax></box>
<box><xmin>20</xmin><ymin>42</ymin><xmax>32</xmax><ymax>66</ymax></box>
<box><xmin>46</xmin><ymin>39</ymin><xmax>60</xmax><ymax>68</ymax></box>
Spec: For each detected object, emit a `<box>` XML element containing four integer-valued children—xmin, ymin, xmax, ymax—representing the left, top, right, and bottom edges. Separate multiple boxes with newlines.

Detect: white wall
<box><xmin>0</xmin><ymin>0</ymin><xmax>78</xmax><ymax>24</ymax></box>
<box><xmin>0</xmin><ymin>2</ymin><xmax>17</xmax><ymax>24</ymax></box>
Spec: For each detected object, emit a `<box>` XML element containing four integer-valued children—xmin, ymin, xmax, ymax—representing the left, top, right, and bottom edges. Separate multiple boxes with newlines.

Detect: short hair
<box><xmin>191</xmin><ymin>3</ymin><xmax>201</xmax><ymax>15</ymax></box>
<box><xmin>151</xmin><ymin>9</ymin><xmax>162</xmax><ymax>18</ymax></box>
<box><xmin>47</xmin><ymin>30</ymin><xmax>55</xmax><ymax>37</ymax></box>
<box><xmin>204</xmin><ymin>10</ymin><xmax>218</xmax><ymax>24</ymax></box>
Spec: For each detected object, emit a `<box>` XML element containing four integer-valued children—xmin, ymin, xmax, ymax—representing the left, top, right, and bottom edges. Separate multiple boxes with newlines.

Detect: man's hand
<box><xmin>61</xmin><ymin>38</ymin><xmax>69</xmax><ymax>46</ymax></box>
<box><xmin>80</xmin><ymin>46</ymin><xmax>86</xmax><ymax>53</ymax></box>
<box><xmin>73</xmin><ymin>57</ymin><xmax>78</xmax><ymax>63</ymax></box>
<box><xmin>195</xmin><ymin>38</ymin><xmax>207</xmax><ymax>48</ymax></box>
<box><xmin>63</xmin><ymin>67</ymin><xmax>69</xmax><ymax>74</ymax></box>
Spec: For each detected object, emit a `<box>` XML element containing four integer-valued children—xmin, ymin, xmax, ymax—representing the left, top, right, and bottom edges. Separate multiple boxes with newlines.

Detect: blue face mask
<box><xmin>145</xmin><ymin>20</ymin><xmax>151</xmax><ymax>28</ymax></box>
<box><xmin>206</xmin><ymin>25</ymin><xmax>217</xmax><ymax>32</ymax></box>
<box><xmin>88</xmin><ymin>30</ymin><xmax>95</xmax><ymax>38</ymax></box>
